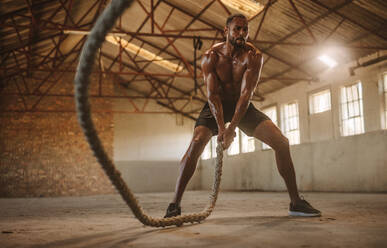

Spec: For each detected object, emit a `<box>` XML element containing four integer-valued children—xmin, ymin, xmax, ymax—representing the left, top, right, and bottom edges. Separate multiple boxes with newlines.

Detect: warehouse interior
<box><xmin>1</xmin><ymin>0</ymin><xmax>387</xmax><ymax>247</ymax></box>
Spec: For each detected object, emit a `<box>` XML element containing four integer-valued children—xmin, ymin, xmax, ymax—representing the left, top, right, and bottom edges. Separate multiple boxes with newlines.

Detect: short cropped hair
<box><xmin>226</xmin><ymin>14</ymin><xmax>247</xmax><ymax>26</ymax></box>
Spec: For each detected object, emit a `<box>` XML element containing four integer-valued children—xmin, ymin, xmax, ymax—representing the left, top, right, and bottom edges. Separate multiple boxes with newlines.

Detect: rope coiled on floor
<box><xmin>73</xmin><ymin>0</ymin><xmax>224</xmax><ymax>227</ymax></box>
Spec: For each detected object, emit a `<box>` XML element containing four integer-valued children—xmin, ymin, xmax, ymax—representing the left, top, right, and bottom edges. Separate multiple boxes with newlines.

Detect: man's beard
<box><xmin>230</xmin><ymin>37</ymin><xmax>245</xmax><ymax>48</ymax></box>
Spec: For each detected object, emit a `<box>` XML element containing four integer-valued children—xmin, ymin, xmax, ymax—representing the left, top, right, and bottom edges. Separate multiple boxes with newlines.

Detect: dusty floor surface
<box><xmin>1</xmin><ymin>191</ymin><xmax>387</xmax><ymax>248</ymax></box>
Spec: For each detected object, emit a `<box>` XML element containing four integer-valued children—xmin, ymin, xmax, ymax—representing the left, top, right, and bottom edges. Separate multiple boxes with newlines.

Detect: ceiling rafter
<box><xmin>253</xmin><ymin>0</ymin><xmax>272</xmax><ymax>41</ymax></box>
<box><xmin>0</xmin><ymin>0</ymin><xmax>101</xmax><ymax>56</ymax></box>
<box><xmin>0</xmin><ymin>92</ymin><xmax>193</xmax><ymax>100</ymax></box>
<box><xmin>309</xmin><ymin>0</ymin><xmax>387</xmax><ymax>41</ymax></box>
<box><xmin>2</xmin><ymin>0</ymin><xmax>386</xmax><ymax>116</ymax></box>
<box><xmin>288</xmin><ymin>0</ymin><xmax>317</xmax><ymax>42</ymax></box>
<box><xmin>29</xmin><ymin>37</ymin><xmax>86</xmax><ymax>111</ymax></box>
<box><xmin>113</xmin><ymin>0</ymin><xmax>164</xmax><ymax>84</ymax></box>
<box><xmin>0</xmin><ymin>0</ymin><xmax>104</xmax><ymax>111</ymax></box>
<box><xmin>60</xmin><ymin>29</ymin><xmax>387</xmax><ymax>50</ymax></box>
<box><xmin>0</xmin><ymin>0</ymin><xmax>54</xmax><ymax>21</ymax></box>
<box><xmin>101</xmin><ymin>52</ymin><xmax>206</xmax><ymax>104</ymax></box>
<box><xmin>109</xmin><ymin>0</ymin><xmax>214</xmax><ymax>103</ymax></box>
<box><xmin>248</xmin><ymin>0</ymin><xmax>278</xmax><ymax>22</ymax></box>
<box><xmin>1</xmin><ymin>0</ymin><xmax>102</xmax><ymax>75</ymax></box>
<box><xmin>256</xmin><ymin>0</ymin><xmax>357</xmax><ymax>84</ymax></box>
<box><xmin>162</xmin><ymin>0</ymin><xmax>314</xmax><ymax>78</ymax></box>
<box><xmin>135</xmin><ymin>0</ymin><xmax>216</xmax><ymax>81</ymax></box>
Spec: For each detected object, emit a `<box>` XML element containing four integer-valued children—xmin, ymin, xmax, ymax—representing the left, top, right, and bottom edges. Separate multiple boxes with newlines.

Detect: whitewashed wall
<box><xmin>113</xmin><ymin>100</ymin><xmax>199</xmax><ymax>192</ymax></box>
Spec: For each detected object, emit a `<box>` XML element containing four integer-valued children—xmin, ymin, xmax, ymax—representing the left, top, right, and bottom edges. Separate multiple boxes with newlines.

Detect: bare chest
<box><xmin>215</xmin><ymin>55</ymin><xmax>247</xmax><ymax>94</ymax></box>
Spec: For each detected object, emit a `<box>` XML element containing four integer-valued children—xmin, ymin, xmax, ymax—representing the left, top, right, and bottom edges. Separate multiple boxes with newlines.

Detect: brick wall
<box><xmin>0</xmin><ymin>72</ymin><xmax>116</xmax><ymax>197</ymax></box>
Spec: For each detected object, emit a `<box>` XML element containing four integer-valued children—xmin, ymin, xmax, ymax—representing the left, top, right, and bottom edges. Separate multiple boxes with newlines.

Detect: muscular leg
<box><xmin>172</xmin><ymin>125</ymin><xmax>213</xmax><ymax>206</ymax></box>
<box><xmin>253</xmin><ymin>120</ymin><xmax>301</xmax><ymax>204</ymax></box>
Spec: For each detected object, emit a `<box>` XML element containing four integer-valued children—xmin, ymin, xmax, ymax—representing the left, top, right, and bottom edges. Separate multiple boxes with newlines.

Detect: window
<box><xmin>211</xmin><ymin>136</ymin><xmax>217</xmax><ymax>158</ymax></box>
<box><xmin>227</xmin><ymin>127</ymin><xmax>240</xmax><ymax>156</ymax></box>
<box><xmin>309</xmin><ymin>89</ymin><xmax>331</xmax><ymax>114</ymax></box>
<box><xmin>202</xmin><ymin>127</ymin><xmax>245</xmax><ymax>158</ymax></box>
<box><xmin>201</xmin><ymin>136</ymin><xmax>218</xmax><ymax>160</ymax></box>
<box><xmin>340</xmin><ymin>82</ymin><xmax>364</xmax><ymax>136</ymax></box>
<box><xmin>241</xmin><ymin>130</ymin><xmax>255</xmax><ymax>153</ymax></box>
<box><xmin>262</xmin><ymin>106</ymin><xmax>278</xmax><ymax>150</ymax></box>
<box><xmin>281</xmin><ymin>102</ymin><xmax>300</xmax><ymax>145</ymax></box>
<box><xmin>383</xmin><ymin>73</ymin><xmax>387</xmax><ymax>128</ymax></box>
<box><xmin>202</xmin><ymin>142</ymin><xmax>211</xmax><ymax>160</ymax></box>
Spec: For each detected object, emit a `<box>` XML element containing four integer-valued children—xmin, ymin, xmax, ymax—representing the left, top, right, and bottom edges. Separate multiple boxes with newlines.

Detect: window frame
<box><xmin>308</xmin><ymin>87</ymin><xmax>332</xmax><ymax>115</ymax></box>
<box><xmin>281</xmin><ymin>101</ymin><xmax>300</xmax><ymax>145</ymax></box>
<box><xmin>339</xmin><ymin>81</ymin><xmax>365</xmax><ymax>136</ymax></box>
<box><xmin>260</xmin><ymin>104</ymin><xmax>279</xmax><ymax>150</ymax></box>
<box><xmin>201</xmin><ymin>136</ymin><xmax>218</xmax><ymax>160</ymax></box>
<box><xmin>227</xmin><ymin>127</ymin><xmax>241</xmax><ymax>156</ymax></box>
<box><xmin>201</xmin><ymin>139</ymin><xmax>212</xmax><ymax>160</ymax></box>
<box><xmin>240</xmin><ymin>128</ymin><xmax>255</xmax><ymax>153</ymax></box>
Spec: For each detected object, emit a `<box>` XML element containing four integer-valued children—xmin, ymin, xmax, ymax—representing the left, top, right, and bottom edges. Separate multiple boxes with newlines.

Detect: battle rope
<box><xmin>73</xmin><ymin>0</ymin><xmax>224</xmax><ymax>227</ymax></box>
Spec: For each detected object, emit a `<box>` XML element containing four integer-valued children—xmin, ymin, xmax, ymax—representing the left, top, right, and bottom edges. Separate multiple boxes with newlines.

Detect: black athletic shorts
<box><xmin>195</xmin><ymin>102</ymin><xmax>271</xmax><ymax>137</ymax></box>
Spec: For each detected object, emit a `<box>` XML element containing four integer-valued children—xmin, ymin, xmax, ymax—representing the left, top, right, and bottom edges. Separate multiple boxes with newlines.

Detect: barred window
<box><xmin>201</xmin><ymin>136</ymin><xmax>217</xmax><ymax>160</ymax></box>
<box><xmin>202</xmin><ymin>126</ymin><xmax>242</xmax><ymax>159</ymax></box>
<box><xmin>202</xmin><ymin>142</ymin><xmax>211</xmax><ymax>160</ymax></box>
<box><xmin>309</xmin><ymin>89</ymin><xmax>331</xmax><ymax>114</ymax></box>
<box><xmin>227</xmin><ymin>127</ymin><xmax>240</xmax><ymax>156</ymax></box>
<box><xmin>340</xmin><ymin>82</ymin><xmax>364</xmax><ymax>136</ymax></box>
<box><xmin>241</xmin><ymin>130</ymin><xmax>255</xmax><ymax>153</ymax></box>
<box><xmin>262</xmin><ymin>106</ymin><xmax>278</xmax><ymax>150</ymax></box>
<box><xmin>281</xmin><ymin>102</ymin><xmax>300</xmax><ymax>145</ymax></box>
<box><xmin>211</xmin><ymin>136</ymin><xmax>217</xmax><ymax>158</ymax></box>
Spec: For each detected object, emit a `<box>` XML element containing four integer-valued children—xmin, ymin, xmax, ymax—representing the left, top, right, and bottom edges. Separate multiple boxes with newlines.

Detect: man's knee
<box><xmin>272</xmin><ymin>134</ymin><xmax>289</xmax><ymax>152</ymax></box>
<box><xmin>189</xmin><ymin>127</ymin><xmax>212</xmax><ymax>155</ymax></box>
<box><xmin>192</xmin><ymin>126</ymin><xmax>211</xmax><ymax>142</ymax></box>
<box><xmin>192</xmin><ymin>133</ymin><xmax>209</xmax><ymax>147</ymax></box>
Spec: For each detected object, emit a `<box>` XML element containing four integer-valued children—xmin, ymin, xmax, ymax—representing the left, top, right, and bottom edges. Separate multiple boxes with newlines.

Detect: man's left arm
<box><xmin>228</xmin><ymin>50</ymin><xmax>263</xmax><ymax>134</ymax></box>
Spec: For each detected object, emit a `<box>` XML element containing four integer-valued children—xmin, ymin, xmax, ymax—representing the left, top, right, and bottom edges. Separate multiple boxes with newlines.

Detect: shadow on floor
<box><xmin>30</xmin><ymin>227</ymin><xmax>159</xmax><ymax>248</ymax></box>
<box><xmin>29</xmin><ymin>216</ymin><xmax>332</xmax><ymax>248</ymax></box>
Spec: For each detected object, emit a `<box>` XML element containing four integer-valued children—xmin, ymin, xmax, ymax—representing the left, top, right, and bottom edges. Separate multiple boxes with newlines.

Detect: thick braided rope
<box><xmin>74</xmin><ymin>0</ymin><xmax>224</xmax><ymax>227</ymax></box>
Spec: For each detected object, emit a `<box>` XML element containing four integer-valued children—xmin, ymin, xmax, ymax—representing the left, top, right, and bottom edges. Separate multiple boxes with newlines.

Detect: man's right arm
<box><xmin>201</xmin><ymin>50</ymin><xmax>225</xmax><ymax>139</ymax></box>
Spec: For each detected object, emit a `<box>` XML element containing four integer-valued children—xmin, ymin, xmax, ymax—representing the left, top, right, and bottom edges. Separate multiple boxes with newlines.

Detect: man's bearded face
<box><xmin>227</xmin><ymin>17</ymin><xmax>249</xmax><ymax>48</ymax></box>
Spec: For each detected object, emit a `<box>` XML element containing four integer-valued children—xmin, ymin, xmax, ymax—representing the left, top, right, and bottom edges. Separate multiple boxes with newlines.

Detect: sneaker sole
<box><xmin>288</xmin><ymin>211</ymin><xmax>321</xmax><ymax>217</ymax></box>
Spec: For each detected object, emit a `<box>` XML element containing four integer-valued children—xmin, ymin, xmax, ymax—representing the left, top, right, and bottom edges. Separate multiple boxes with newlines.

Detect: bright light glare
<box><xmin>318</xmin><ymin>55</ymin><xmax>338</xmax><ymax>68</ymax></box>
<box><xmin>106</xmin><ymin>36</ymin><xmax>184</xmax><ymax>72</ymax></box>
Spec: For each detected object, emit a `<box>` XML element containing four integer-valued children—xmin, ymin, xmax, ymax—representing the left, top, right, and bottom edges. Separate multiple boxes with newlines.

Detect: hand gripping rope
<box><xmin>74</xmin><ymin>0</ymin><xmax>224</xmax><ymax>227</ymax></box>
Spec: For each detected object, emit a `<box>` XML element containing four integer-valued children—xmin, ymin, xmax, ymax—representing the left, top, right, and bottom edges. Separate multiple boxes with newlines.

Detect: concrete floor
<box><xmin>1</xmin><ymin>191</ymin><xmax>386</xmax><ymax>248</ymax></box>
